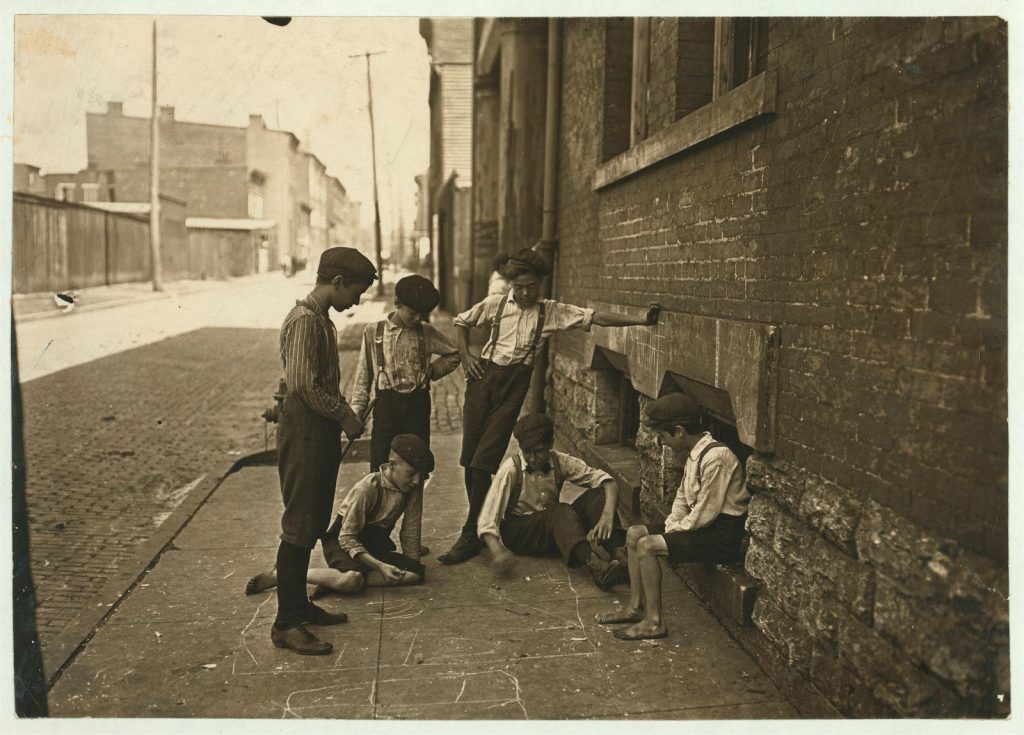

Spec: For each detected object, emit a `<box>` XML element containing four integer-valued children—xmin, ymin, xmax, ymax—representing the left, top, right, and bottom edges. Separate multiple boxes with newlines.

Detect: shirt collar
<box><xmin>517</xmin><ymin>450</ymin><xmax>552</xmax><ymax>475</ymax></box>
<box><xmin>687</xmin><ymin>432</ymin><xmax>715</xmax><ymax>461</ymax></box>
<box><xmin>377</xmin><ymin>466</ymin><xmax>402</xmax><ymax>493</ymax></box>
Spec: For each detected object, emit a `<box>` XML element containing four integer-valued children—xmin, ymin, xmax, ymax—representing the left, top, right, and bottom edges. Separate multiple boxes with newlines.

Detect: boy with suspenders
<box><xmin>439</xmin><ymin>247</ymin><xmax>661</xmax><ymax>565</ymax></box>
<box><xmin>596</xmin><ymin>393</ymin><xmax>751</xmax><ymax>640</ymax></box>
<box><xmin>477</xmin><ymin>414</ymin><xmax>629</xmax><ymax>589</ymax></box>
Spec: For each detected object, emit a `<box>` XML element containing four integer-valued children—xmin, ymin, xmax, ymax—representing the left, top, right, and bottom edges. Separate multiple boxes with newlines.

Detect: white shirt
<box><xmin>664</xmin><ymin>433</ymin><xmax>750</xmax><ymax>533</ymax></box>
<box><xmin>453</xmin><ymin>294</ymin><xmax>594</xmax><ymax>366</ymax></box>
<box><xmin>477</xmin><ymin>450</ymin><xmax>613</xmax><ymax>539</ymax></box>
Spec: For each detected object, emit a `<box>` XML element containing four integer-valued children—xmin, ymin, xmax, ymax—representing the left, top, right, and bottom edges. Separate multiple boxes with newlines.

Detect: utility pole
<box><xmin>148</xmin><ymin>20</ymin><xmax>164</xmax><ymax>291</ymax></box>
<box><xmin>350</xmin><ymin>50</ymin><xmax>385</xmax><ymax>295</ymax></box>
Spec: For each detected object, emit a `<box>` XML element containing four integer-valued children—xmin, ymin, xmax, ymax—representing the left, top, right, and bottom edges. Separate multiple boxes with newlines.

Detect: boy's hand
<box><xmin>342</xmin><ymin>415</ymin><xmax>364</xmax><ymax>442</ymax></box>
<box><xmin>377</xmin><ymin>563</ymin><xmax>407</xmax><ymax>584</ymax></box>
<box><xmin>462</xmin><ymin>351</ymin><xmax>484</xmax><ymax>381</ymax></box>
<box><xmin>645</xmin><ymin>303</ymin><xmax>662</xmax><ymax>326</ymax></box>
<box><xmin>587</xmin><ymin>515</ymin><xmax>615</xmax><ymax>544</ymax></box>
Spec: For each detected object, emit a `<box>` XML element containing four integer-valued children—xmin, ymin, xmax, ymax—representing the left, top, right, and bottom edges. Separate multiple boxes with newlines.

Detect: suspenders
<box><xmin>373</xmin><ymin>319</ymin><xmax>429</xmax><ymax>392</ymax></box>
<box><xmin>505</xmin><ymin>451</ymin><xmax>565</xmax><ymax>520</ymax></box>
<box><xmin>485</xmin><ymin>295</ymin><xmax>547</xmax><ymax>365</ymax></box>
<box><xmin>693</xmin><ymin>442</ymin><xmax>729</xmax><ymax>484</ymax></box>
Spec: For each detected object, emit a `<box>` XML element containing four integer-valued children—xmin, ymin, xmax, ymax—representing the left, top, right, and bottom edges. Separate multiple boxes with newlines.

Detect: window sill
<box><xmin>593</xmin><ymin>70</ymin><xmax>777</xmax><ymax>191</ymax></box>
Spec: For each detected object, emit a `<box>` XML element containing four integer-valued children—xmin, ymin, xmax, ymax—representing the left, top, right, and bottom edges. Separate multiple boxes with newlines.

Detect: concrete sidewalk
<box><xmin>46</xmin><ymin>433</ymin><xmax>796</xmax><ymax>720</ymax></box>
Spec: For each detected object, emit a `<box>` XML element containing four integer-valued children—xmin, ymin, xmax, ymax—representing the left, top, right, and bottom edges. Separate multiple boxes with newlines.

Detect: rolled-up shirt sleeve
<box><xmin>338</xmin><ymin>476</ymin><xmax>377</xmax><ymax>559</ymax></box>
<box><xmin>282</xmin><ymin>314</ymin><xmax>360</xmax><ymax>430</ymax></box>
<box><xmin>454</xmin><ymin>295</ymin><xmax>500</xmax><ymax>329</ymax></box>
<box><xmin>426</xmin><ymin>325</ymin><xmax>461</xmax><ymax>381</ymax></box>
<box><xmin>546</xmin><ymin>301</ymin><xmax>594</xmax><ymax>333</ymax></box>
<box><xmin>553</xmin><ymin>452</ymin><xmax>612</xmax><ymax>490</ymax></box>
<box><xmin>349</xmin><ymin>328</ymin><xmax>374</xmax><ymax>419</ymax></box>
<box><xmin>477</xmin><ymin>458</ymin><xmax>517</xmax><ymax>540</ymax></box>
<box><xmin>663</xmin><ymin>475</ymin><xmax>691</xmax><ymax>531</ymax></box>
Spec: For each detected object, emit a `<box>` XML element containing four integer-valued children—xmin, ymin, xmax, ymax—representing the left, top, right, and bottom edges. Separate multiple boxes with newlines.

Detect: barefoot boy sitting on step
<box><xmin>596</xmin><ymin>393</ymin><xmax>750</xmax><ymax>640</ymax></box>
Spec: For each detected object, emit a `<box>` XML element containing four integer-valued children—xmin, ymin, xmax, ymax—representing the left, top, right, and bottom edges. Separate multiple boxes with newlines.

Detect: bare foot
<box><xmin>595</xmin><ymin>607</ymin><xmax>644</xmax><ymax>625</ymax></box>
<box><xmin>613</xmin><ymin>621</ymin><xmax>668</xmax><ymax>640</ymax></box>
<box><xmin>245</xmin><ymin>570</ymin><xmax>277</xmax><ymax>595</ymax></box>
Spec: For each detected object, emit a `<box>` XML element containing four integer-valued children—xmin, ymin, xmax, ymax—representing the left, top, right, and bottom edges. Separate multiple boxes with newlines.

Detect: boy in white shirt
<box><xmin>596</xmin><ymin>393</ymin><xmax>750</xmax><ymax>640</ymax></box>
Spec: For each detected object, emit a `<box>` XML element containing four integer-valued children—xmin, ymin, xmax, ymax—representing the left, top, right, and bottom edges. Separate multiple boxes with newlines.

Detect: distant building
<box><xmin>84</xmin><ymin>102</ymin><xmax>366</xmax><ymax>267</ymax></box>
<box><xmin>419</xmin><ymin>17</ymin><xmax>474</xmax><ymax>309</ymax></box>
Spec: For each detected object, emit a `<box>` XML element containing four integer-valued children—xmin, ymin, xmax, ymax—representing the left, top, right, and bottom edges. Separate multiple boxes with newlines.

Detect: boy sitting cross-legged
<box><xmin>246</xmin><ymin>434</ymin><xmax>435</xmax><ymax>609</ymax></box>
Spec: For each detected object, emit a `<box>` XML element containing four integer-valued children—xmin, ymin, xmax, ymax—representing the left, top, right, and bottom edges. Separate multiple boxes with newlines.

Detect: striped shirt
<box><xmin>336</xmin><ymin>468</ymin><xmax>422</xmax><ymax>559</ymax></box>
<box><xmin>279</xmin><ymin>298</ymin><xmax>359</xmax><ymax>430</ymax></box>
<box><xmin>664</xmin><ymin>433</ymin><xmax>750</xmax><ymax>533</ymax></box>
<box><xmin>349</xmin><ymin>313</ymin><xmax>461</xmax><ymax>416</ymax></box>
<box><xmin>453</xmin><ymin>295</ymin><xmax>594</xmax><ymax>366</ymax></box>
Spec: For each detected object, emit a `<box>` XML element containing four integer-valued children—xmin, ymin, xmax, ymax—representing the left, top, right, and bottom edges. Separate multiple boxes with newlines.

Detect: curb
<box><xmin>15</xmin><ymin>291</ymin><xmax>173</xmax><ymax>323</ymax></box>
<box><xmin>41</xmin><ymin>436</ymin><xmax>372</xmax><ymax>689</ymax></box>
<box><xmin>42</xmin><ymin>451</ymin><xmax>249</xmax><ymax>689</ymax></box>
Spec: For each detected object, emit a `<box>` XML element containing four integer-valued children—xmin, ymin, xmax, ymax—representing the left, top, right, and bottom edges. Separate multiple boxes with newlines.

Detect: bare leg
<box><xmin>306</xmin><ymin>568</ymin><xmax>365</xmax><ymax>594</ymax></box>
<box><xmin>614</xmin><ymin>535</ymin><xmax>669</xmax><ymax>640</ymax></box>
<box><xmin>595</xmin><ymin>525</ymin><xmax>648</xmax><ymax>624</ymax></box>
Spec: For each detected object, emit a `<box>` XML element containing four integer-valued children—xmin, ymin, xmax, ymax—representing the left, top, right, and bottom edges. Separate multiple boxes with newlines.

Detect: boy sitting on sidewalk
<box><xmin>246</xmin><ymin>434</ymin><xmax>435</xmax><ymax>600</ymax></box>
<box><xmin>477</xmin><ymin>413</ymin><xmax>629</xmax><ymax>590</ymax></box>
<box><xmin>596</xmin><ymin>393</ymin><xmax>750</xmax><ymax>640</ymax></box>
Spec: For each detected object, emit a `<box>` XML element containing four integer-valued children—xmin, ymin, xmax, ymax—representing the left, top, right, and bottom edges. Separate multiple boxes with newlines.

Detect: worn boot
<box><xmin>585</xmin><ymin>555</ymin><xmax>629</xmax><ymax>591</ymax></box>
<box><xmin>438</xmin><ymin>532</ymin><xmax>482</xmax><ymax>565</ymax></box>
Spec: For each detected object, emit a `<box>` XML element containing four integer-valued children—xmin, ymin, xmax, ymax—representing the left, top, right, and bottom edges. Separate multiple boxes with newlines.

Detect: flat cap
<box><xmin>395</xmin><ymin>275</ymin><xmax>440</xmax><ymax>313</ymax></box>
<box><xmin>317</xmin><ymin>247</ymin><xmax>377</xmax><ymax>283</ymax></box>
<box><xmin>643</xmin><ymin>393</ymin><xmax>702</xmax><ymax>427</ymax></box>
<box><xmin>506</xmin><ymin>248</ymin><xmax>550</xmax><ymax>278</ymax></box>
<box><xmin>390</xmin><ymin>433</ymin><xmax>435</xmax><ymax>473</ymax></box>
<box><xmin>513</xmin><ymin>413</ymin><xmax>555</xmax><ymax>451</ymax></box>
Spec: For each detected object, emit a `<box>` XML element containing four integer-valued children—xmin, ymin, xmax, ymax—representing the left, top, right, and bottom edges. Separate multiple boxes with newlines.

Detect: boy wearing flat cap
<box><xmin>270</xmin><ymin>246</ymin><xmax>376</xmax><ymax>656</ymax></box>
<box><xmin>440</xmin><ymin>247</ymin><xmax>661</xmax><ymax>565</ymax></box>
<box><xmin>350</xmin><ymin>274</ymin><xmax>459</xmax><ymax>484</ymax></box>
<box><xmin>476</xmin><ymin>413</ymin><xmax>629</xmax><ymax>589</ymax></box>
<box><xmin>247</xmin><ymin>434</ymin><xmax>434</xmax><ymax>600</ymax></box>
<box><xmin>597</xmin><ymin>393</ymin><xmax>750</xmax><ymax>640</ymax></box>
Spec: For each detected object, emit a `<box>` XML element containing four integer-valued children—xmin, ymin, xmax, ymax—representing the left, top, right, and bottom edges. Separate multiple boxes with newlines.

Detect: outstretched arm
<box><xmin>592</xmin><ymin>303</ymin><xmax>661</xmax><ymax>328</ymax></box>
<box><xmin>587</xmin><ymin>479</ymin><xmax>620</xmax><ymax>544</ymax></box>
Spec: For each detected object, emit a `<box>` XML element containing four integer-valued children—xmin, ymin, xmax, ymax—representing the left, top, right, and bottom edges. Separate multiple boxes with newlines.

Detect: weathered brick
<box><xmin>797</xmin><ymin>475</ymin><xmax>864</xmax><ymax>554</ymax></box>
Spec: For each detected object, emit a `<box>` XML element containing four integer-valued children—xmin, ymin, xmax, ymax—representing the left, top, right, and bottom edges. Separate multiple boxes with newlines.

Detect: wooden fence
<box><xmin>12</xmin><ymin>193</ymin><xmax>273</xmax><ymax>294</ymax></box>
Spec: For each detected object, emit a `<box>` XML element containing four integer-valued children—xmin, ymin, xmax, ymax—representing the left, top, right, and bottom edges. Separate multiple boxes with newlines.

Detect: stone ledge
<box><xmin>592</xmin><ymin>70</ymin><xmax>777</xmax><ymax>190</ymax></box>
<box><xmin>675</xmin><ymin>560</ymin><xmax>759</xmax><ymax>628</ymax></box>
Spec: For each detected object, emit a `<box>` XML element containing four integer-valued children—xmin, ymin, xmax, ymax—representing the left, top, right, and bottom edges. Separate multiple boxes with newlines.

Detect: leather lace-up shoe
<box><xmin>301</xmin><ymin>603</ymin><xmax>348</xmax><ymax>626</ymax></box>
<box><xmin>438</xmin><ymin>534</ymin><xmax>482</xmax><ymax>565</ymax></box>
<box><xmin>271</xmin><ymin>624</ymin><xmax>333</xmax><ymax>655</ymax></box>
<box><xmin>586</xmin><ymin>556</ymin><xmax>629</xmax><ymax>591</ymax></box>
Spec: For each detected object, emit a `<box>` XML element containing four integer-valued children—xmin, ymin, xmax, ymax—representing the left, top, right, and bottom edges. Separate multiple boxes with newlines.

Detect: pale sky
<box><xmin>13</xmin><ymin>15</ymin><xmax>432</xmax><ymax>235</ymax></box>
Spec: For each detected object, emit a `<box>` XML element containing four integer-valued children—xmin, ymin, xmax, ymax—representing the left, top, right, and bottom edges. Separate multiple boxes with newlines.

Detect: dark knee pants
<box><xmin>322</xmin><ymin>522</ymin><xmax>425</xmax><ymax>580</ymax></box>
<box><xmin>500</xmin><ymin>487</ymin><xmax>621</xmax><ymax>566</ymax></box>
<box><xmin>647</xmin><ymin>513</ymin><xmax>747</xmax><ymax>565</ymax></box>
<box><xmin>370</xmin><ymin>389</ymin><xmax>431</xmax><ymax>470</ymax></box>
<box><xmin>460</xmin><ymin>361</ymin><xmax>533</xmax><ymax>474</ymax></box>
<box><xmin>277</xmin><ymin>395</ymin><xmax>342</xmax><ymax>549</ymax></box>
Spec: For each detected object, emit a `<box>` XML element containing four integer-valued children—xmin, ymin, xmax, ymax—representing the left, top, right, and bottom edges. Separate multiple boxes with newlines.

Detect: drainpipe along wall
<box><xmin>529</xmin><ymin>18</ymin><xmax>562</xmax><ymax>414</ymax></box>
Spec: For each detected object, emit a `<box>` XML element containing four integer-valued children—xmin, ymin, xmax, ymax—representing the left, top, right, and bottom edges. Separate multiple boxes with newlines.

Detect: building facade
<box><xmin>420</xmin><ymin>17</ymin><xmax>474</xmax><ymax>309</ymax></box>
<box><xmin>84</xmin><ymin>102</ymin><xmax>366</xmax><ymax>267</ymax></box>
<box><xmin>464</xmin><ymin>17</ymin><xmax>1007</xmax><ymax>718</ymax></box>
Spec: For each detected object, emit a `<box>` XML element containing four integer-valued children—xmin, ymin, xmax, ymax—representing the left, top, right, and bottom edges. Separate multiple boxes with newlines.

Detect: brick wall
<box><xmin>552</xmin><ymin>17</ymin><xmax>1007</xmax><ymax>717</ymax></box>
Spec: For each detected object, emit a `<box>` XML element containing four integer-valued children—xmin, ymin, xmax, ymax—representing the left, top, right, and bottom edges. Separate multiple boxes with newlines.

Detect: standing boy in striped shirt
<box><xmin>438</xmin><ymin>247</ymin><xmax>661</xmax><ymax>565</ymax></box>
<box><xmin>270</xmin><ymin>247</ymin><xmax>376</xmax><ymax>656</ymax></box>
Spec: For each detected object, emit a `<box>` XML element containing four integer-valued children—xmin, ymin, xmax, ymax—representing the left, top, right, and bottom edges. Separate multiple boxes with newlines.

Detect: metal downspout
<box><xmin>530</xmin><ymin>18</ymin><xmax>562</xmax><ymax>414</ymax></box>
